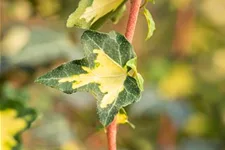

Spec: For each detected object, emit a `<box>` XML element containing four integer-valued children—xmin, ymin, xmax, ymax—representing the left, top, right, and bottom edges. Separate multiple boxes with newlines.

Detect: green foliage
<box><xmin>143</xmin><ymin>7</ymin><xmax>156</xmax><ymax>40</ymax></box>
<box><xmin>0</xmin><ymin>85</ymin><xmax>37</xmax><ymax>150</ymax></box>
<box><xmin>142</xmin><ymin>0</ymin><xmax>156</xmax><ymax>40</ymax></box>
<box><xmin>36</xmin><ymin>30</ymin><xmax>143</xmax><ymax>126</ymax></box>
<box><xmin>2</xmin><ymin>0</ymin><xmax>225</xmax><ymax>149</ymax></box>
<box><xmin>1</xmin><ymin>84</ymin><xmax>29</xmax><ymax>103</ymax></box>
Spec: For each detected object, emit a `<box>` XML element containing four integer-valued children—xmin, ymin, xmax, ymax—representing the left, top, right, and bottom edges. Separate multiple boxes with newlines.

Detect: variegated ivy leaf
<box><xmin>66</xmin><ymin>0</ymin><xmax>127</xmax><ymax>29</ymax></box>
<box><xmin>0</xmin><ymin>100</ymin><xmax>37</xmax><ymax>150</ymax></box>
<box><xmin>126</xmin><ymin>57</ymin><xmax>144</xmax><ymax>91</ymax></box>
<box><xmin>35</xmin><ymin>30</ymin><xmax>143</xmax><ymax>126</ymax></box>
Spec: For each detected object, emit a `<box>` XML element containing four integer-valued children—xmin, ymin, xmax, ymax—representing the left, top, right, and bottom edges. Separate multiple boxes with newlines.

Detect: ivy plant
<box><xmin>36</xmin><ymin>30</ymin><xmax>142</xmax><ymax>126</ymax></box>
<box><xmin>0</xmin><ymin>84</ymin><xmax>37</xmax><ymax>150</ymax></box>
<box><xmin>35</xmin><ymin>0</ymin><xmax>155</xmax><ymax>149</ymax></box>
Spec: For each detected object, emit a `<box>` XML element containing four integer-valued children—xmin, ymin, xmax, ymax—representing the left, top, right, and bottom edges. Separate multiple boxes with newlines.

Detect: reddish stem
<box><xmin>106</xmin><ymin>0</ymin><xmax>142</xmax><ymax>150</ymax></box>
<box><xmin>106</xmin><ymin>117</ymin><xmax>117</xmax><ymax>150</ymax></box>
<box><xmin>125</xmin><ymin>0</ymin><xmax>142</xmax><ymax>42</ymax></box>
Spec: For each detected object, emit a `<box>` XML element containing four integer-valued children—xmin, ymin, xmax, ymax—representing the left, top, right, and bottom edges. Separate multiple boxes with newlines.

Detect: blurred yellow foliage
<box><xmin>213</xmin><ymin>49</ymin><xmax>225</xmax><ymax>77</ymax></box>
<box><xmin>184</xmin><ymin>113</ymin><xmax>208</xmax><ymax>136</ymax></box>
<box><xmin>0</xmin><ymin>109</ymin><xmax>26</xmax><ymax>150</ymax></box>
<box><xmin>136</xmin><ymin>139</ymin><xmax>153</xmax><ymax>150</ymax></box>
<box><xmin>8</xmin><ymin>0</ymin><xmax>32</xmax><ymax>21</ymax></box>
<box><xmin>61</xmin><ymin>141</ymin><xmax>80</xmax><ymax>150</ymax></box>
<box><xmin>158</xmin><ymin>65</ymin><xmax>194</xmax><ymax>99</ymax></box>
<box><xmin>1</xmin><ymin>26</ymin><xmax>30</xmax><ymax>56</ymax></box>
<box><xmin>190</xmin><ymin>27</ymin><xmax>211</xmax><ymax>54</ymax></box>
<box><xmin>201</xmin><ymin>0</ymin><xmax>225</xmax><ymax>27</ymax></box>
<box><xmin>37</xmin><ymin>0</ymin><xmax>61</xmax><ymax>17</ymax></box>
<box><xmin>222</xmin><ymin>109</ymin><xmax>225</xmax><ymax>126</ymax></box>
<box><xmin>170</xmin><ymin>0</ymin><xmax>191</xmax><ymax>9</ymax></box>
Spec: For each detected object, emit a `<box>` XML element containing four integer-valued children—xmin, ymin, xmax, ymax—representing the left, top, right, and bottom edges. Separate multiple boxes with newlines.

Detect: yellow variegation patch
<box><xmin>59</xmin><ymin>49</ymin><xmax>127</xmax><ymax>108</ymax></box>
<box><xmin>80</xmin><ymin>0</ymin><xmax>124</xmax><ymax>25</ymax></box>
<box><xmin>0</xmin><ymin>109</ymin><xmax>27</xmax><ymax>150</ymax></box>
<box><xmin>67</xmin><ymin>0</ymin><xmax>126</xmax><ymax>28</ymax></box>
<box><xmin>36</xmin><ymin>30</ymin><xmax>143</xmax><ymax>126</ymax></box>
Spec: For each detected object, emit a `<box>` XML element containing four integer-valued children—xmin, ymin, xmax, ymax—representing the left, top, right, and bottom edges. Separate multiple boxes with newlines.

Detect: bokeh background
<box><xmin>1</xmin><ymin>0</ymin><xmax>225</xmax><ymax>149</ymax></box>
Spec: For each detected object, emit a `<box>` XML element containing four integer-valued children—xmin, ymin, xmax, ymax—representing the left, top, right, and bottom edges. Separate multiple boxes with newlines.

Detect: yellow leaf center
<box><xmin>59</xmin><ymin>49</ymin><xmax>127</xmax><ymax>108</ymax></box>
<box><xmin>80</xmin><ymin>0</ymin><xmax>124</xmax><ymax>25</ymax></box>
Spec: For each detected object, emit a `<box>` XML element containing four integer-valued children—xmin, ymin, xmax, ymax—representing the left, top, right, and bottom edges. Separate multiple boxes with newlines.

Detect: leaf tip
<box><xmin>34</xmin><ymin>78</ymin><xmax>40</xmax><ymax>83</ymax></box>
<box><xmin>34</xmin><ymin>75</ymin><xmax>46</xmax><ymax>85</ymax></box>
<box><xmin>66</xmin><ymin>16</ymin><xmax>74</xmax><ymax>28</ymax></box>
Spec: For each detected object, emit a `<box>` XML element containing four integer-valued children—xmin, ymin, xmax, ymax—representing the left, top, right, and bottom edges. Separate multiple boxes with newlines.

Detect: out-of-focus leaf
<box><xmin>1</xmin><ymin>26</ymin><xmax>30</xmax><ymax>56</ymax></box>
<box><xmin>135</xmin><ymin>138</ymin><xmax>154</xmax><ymax>150</ymax></box>
<box><xmin>1</xmin><ymin>83</ymin><xmax>29</xmax><ymax>103</ymax></box>
<box><xmin>37</xmin><ymin>0</ymin><xmax>61</xmax><ymax>17</ymax></box>
<box><xmin>212</xmin><ymin>49</ymin><xmax>225</xmax><ymax>78</ymax></box>
<box><xmin>201</xmin><ymin>0</ymin><xmax>225</xmax><ymax>27</ymax></box>
<box><xmin>184</xmin><ymin>113</ymin><xmax>209</xmax><ymax>136</ymax></box>
<box><xmin>0</xmin><ymin>100</ymin><xmax>37</xmax><ymax>150</ymax></box>
<box><xmin>36</xmin><ymin>30</ymin><xmax>143</xmax><ymax>126</ymax></box>
<box><xmin>170</xmin><ymin>0</ymin><xmax>191</xmax><ymax>9</ymax></box>
<box><xmin>8</xmin><ymin>1</ymin><xmax>32</xmax><ymax>21</ymax></box>
<box><xmin>143</xmin><ymin>7</ymin><xmax>156</xmax><ymax>40</ymax></box>
<box><xmin>61</xmin><ymin>140</ymin><xmax>83</xmax><ymax>150</ymax></box>
<box><xmin>9</xmin><ymin>27</ymin><xmax>83</xmax><ymax>66</ymax></box>
<box><xmin>158</xmin><ymin>65</ymin><xmax>194</xmax><ymax>99</ymax></box>
<box><xmin>0</xmin><ymin>109</ymin><xmax>26</xmax><ymax>150</ymax></box>
<box><xmin>66</xmin><ymin>0</ymin><xmax>127</xmax><ymax>29</ymax></box>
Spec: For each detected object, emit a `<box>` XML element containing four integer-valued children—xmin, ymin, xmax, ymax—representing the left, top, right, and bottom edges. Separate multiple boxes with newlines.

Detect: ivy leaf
<box><xmin>126</xmin><ymin>57</ymin><xmax>144</xmax><ymax>91</ymax></box>
<box><xmin>0</xmin><ymin>99</ymin><xmax>37</xmax><ymax>150</ymax></box>
<box><xmin>35</xmin><ymin>30</ymin><xmax>143</xmax><ymax>126</ymax></box>
<box><xmin>143</xmin><ymin>7</ymin><xmax>156</xmax><ymax>40</ymax></box>
<box><xmin>66</xmin><ymin>0</ymin><xmax>127</xmax><ymax>29</ymax></box>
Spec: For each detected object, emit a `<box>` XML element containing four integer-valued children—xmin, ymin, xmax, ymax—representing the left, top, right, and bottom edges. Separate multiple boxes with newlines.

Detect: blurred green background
<box><xmin>1</xmin><ymin>0</ymin><xmax>225</xmax><ymax>149</ymax></box>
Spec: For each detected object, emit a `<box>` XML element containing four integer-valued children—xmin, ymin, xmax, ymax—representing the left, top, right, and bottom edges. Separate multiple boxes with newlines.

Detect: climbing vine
<box><xmin>35</xmin><ymin>0</ymin><xmax>155</xmax><ymax>149</ymax></box>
